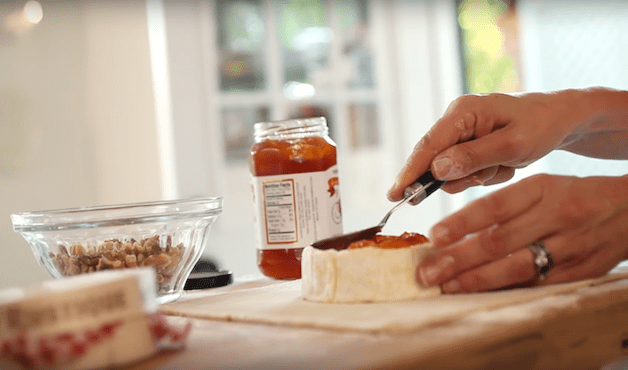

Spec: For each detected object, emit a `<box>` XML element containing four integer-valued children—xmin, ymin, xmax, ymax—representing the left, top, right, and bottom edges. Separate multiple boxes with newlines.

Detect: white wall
<box><xmin>0</xmin><ymin>2</ymin><xmax>91</xmax><ymax>288</ymax></box>
<box><xmin>0</xmin><ymin>0</ymin><xmax>463</xmax><ymax>286</ymax></box>
<box><xmin>82</xmin><ymin>1</ymin><xmax>163</xmax><ymax>204</ymax></box>
<box><xmin>0</xmin><ymin>1</ymin><xmax>163</xmax><ymax>288</ymax></box>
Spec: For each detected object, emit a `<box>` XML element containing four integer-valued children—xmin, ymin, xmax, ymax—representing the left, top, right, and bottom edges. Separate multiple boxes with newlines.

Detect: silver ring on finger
<box><xmin>527</xmin><ymin>240</ymin><xmax>553</xmax><ymax>281</ymax></box>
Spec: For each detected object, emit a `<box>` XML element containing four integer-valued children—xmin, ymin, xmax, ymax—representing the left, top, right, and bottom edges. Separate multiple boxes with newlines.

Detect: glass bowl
<box><xmin>10</xmin><ymin>197</ymin><xmax>223</xmax><ymax>304</ymax></box>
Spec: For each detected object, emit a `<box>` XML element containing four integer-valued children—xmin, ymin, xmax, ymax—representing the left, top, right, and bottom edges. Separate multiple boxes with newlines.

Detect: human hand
<box><xmin>416</xmin><ymin>174</ymin><xmax>628</xmax><ymax>293</ymax></box>
<box><xmin>387</xmin><ymin>90</ymin><xmax>594</xmax><ymax>200</ymax></box>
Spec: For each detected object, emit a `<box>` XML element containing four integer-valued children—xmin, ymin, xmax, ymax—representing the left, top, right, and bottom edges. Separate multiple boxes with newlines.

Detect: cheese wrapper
<box><xmin>0</xmin><ymin>268</ymin><xmax>189</xmax><ymax>369</ymax></box>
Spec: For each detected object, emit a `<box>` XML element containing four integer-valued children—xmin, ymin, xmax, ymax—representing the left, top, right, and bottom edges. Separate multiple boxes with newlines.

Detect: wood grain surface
<box><xmin>122</xmin><ymin>269</ymin><xmax>628</xmax><ymax>370</ymax></box>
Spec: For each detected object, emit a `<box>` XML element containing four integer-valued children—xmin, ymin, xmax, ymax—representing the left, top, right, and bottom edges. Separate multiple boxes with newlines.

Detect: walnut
<box><xmin>71</xmin><ymin>244</ymin><xmax>86</xmax><ymax>255</ymax></box>
<box><xmin>50</xmin><ymin>234</ymin><xmax>186</xmax><ymax>294</ymax></box>
<box><xmin>125</xmin><ymin>254</ymin><xmax>138</xmax><ymax>268</ymax></box>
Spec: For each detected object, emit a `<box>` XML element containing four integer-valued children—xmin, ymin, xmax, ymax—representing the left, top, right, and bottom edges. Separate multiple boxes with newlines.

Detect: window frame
<box><xmin>157</xmin><ymin>0</ymin><xmax>463</xmax><ymax>277</ymax></box>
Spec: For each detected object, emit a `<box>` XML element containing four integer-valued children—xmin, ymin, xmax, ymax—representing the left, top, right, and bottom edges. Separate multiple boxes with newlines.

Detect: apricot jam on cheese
<box><xmin>347</xmin><ymin>232</ymin><xmax>429</xmax><ymax>249</ymax></box>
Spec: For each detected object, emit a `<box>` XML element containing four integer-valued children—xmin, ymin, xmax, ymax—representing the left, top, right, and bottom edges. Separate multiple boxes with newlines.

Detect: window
<box><xmin>457</xmin><ymin>0</ymin><xmax>521</xmax><ymax>94</ymax></box>
<box><xmin>455</xmin><ymin>0</ymin><xmax>628</xmax><ymax>206</ymax></box>
<box><xmin>216</xmin><ymin>0</ymin><xmax>267</xmax><ymax>92</ymax></box>
<box><xmin>159</xmin><ymin>0</ymin><xmax>463</xmax><ymax>278</ymax></box>
<box><xmin>208</xmin><ymin>0</ymin><xmax>390</xmax><ymax>276</ymax></box>
<box><xmin>215</xmin><ymin>0</ymin><xmax>380</xmax><ymax>164</ymax></box>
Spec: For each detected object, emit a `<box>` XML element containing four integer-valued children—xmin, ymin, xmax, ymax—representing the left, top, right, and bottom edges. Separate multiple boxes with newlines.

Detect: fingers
<box><xmin>438</xmin><ymin>247</ymin><xmax>538</xmax><ymax>293</ymax></box>
<box><xmin>438</xmin><ymin>234</ymin><xmax>621</xmax><ymax>294</ymax></box>
<box><xmin>429</xmin><ymin>126</ymin><xmax>535</xmax><ymax>181</ymax></box>
<box><xmin>387</xmin><ymin>96</ymin><xmax>502</xmax><ymax>201</ymax></box>
<box><xmin>387</xmin><ymin>94</ymin><xmax>523</xmax><ymax>201</ymax></box>
<box><xmin>429</xmin><ymin>175</ymin><xmax>545</xmax><ymax>247</ymax></box>
<box><xmin>418</xmin><ymin>175</ymin><xmax>556</xmax><ymax>289</ymax></box>
<box><xmin>418</xmin><ymin>199</ymin><xmax>555</xmax><ymax>288</ymax></box>
<box><xmin>417</xmin><ymin>174</ymin><xmax>563</xmax><ymax>289</ymax></box>
<box><xmin>386</xmin><ymin>126</ymin><xmax>463</xmax><ymax>201</ymax></box>
<box><xmin>484</xmin><ymin>166</ymin><xmax>516</xmax><ymax>185</ymax></box>
<box><xmin>440</xmin><ymin>166</ymin><xmax>515</xmax><ymax>194</ymax></box>
<box><xmin>418</xmin><ymin>175</ymin><xmax>628</xmax><ymax>293</ymax></box>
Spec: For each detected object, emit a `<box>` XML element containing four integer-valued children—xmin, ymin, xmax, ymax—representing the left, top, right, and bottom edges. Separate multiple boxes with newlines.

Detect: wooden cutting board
<box><xmin>124</xmin><ymin>267</ymin><xmax>628</xmax><ymax>370</ymax></box>
<box><xmin>162</xmin><ymin>267</ymin><xmax>628</xmax><ymax>333</ymax></box>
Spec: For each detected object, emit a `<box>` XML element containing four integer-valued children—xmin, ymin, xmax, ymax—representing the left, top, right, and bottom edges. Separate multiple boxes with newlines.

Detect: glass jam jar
<box><xmin>249</xmin><ymin>117</ymin><xmax>343</xmax><ymax>279</ymax></box>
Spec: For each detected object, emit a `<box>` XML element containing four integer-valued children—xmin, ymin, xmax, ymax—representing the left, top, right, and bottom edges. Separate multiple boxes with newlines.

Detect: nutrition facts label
<box><xmin>251</xmin><ymin>166</ymin><xmax>342</xmax><ymax>250</ymax></box>
<box><xmin>262</xmin><ymin>180</ymin><xmax>297</xmax><ymax>243</ymax></box>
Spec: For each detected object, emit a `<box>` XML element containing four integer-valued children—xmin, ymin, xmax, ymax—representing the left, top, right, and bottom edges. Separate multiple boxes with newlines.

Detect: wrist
<box><xmin>574</xmin><ymin>87</ymin><xmax>628</xmax><ymax>131</ymax></box>
<box><xmin>557</xmin><ymin>87</ymin><xmax>628</xmax><ymax>149</ymax></box>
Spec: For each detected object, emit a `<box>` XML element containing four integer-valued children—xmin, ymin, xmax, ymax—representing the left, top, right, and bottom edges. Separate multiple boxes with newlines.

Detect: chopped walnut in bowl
<box><xmin>51</xmin><ymin>235</ymin><xmax>184</xmax><ymax>292</ymax></box>
<box><xmin>11</xmin><ymin>197</ymin><xmax>222</xmax><ymax>303</ymax></box>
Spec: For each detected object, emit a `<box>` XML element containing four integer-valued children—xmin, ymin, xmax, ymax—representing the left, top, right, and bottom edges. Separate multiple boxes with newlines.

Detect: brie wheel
<box><xmin>301</xmin><ymin>244</ymin><xmax>441</xmax><ymax>303</ymax></box>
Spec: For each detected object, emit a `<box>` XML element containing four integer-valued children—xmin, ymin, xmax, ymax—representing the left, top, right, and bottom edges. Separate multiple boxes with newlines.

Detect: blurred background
<box><xmin>2</xmin><ymin>0</ymin><xmax>628</xmax><ymax>288</ymax></box>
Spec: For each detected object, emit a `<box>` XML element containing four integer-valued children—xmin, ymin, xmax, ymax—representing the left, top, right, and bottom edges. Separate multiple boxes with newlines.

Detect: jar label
<box><xmin>251</xmin><ymin>166</ymin><xmax>342</xmax><ymax>250</ymax></box>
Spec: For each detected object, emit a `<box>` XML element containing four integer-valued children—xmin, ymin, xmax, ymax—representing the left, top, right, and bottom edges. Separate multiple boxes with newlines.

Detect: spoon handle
<box><xmin>403</xmin><ymin>171</ymin><xmax>447</xmax><ymax>206</ymax></box>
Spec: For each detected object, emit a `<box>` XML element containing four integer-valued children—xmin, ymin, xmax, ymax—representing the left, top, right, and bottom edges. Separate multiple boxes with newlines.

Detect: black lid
<box><xmin>184</xmin><ymin>270</ymin><xmax>233</xmax><ymax>291</ymax></box>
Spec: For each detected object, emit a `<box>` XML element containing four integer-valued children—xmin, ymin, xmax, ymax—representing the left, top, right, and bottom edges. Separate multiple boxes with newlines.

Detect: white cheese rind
<box><xmin>0</xmin><ymin>268</ymin><xmax>158</xmax><ymax>369</ymax></box>
<box><xmin>301</xmin><ymin>244</ymin><xmax>441</xmax><ymax>303</ymax></box>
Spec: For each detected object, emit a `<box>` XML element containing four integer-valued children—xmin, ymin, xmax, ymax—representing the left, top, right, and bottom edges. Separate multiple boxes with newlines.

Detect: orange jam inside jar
<box><xmin>249</xmin><ymin>117</ymin><xmax>343</xmax><ymax>279</ymax></box>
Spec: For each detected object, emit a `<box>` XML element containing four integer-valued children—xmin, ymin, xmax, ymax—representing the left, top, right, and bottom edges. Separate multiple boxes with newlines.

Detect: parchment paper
<box><xmin>162</xmin><ymin>267</ymin><xmax>628</xmax><ymax>333</ymax></box>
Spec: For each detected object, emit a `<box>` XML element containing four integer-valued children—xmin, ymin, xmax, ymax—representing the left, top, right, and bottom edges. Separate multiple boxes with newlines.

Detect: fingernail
<box><xmin>429</xmin><ymin>224</ymin><xmax>451</xmax><ymax>245</ymax></box>
<box><xmin>417</xmin><ymin>255</ymin><xmax>454</xmax><ymax>286</ymax></box>
<box><xmin>386</xmin><ymin>175</ymin><xmax>403</xmax><ymax>200</ymax></box>
<box><xmin>469</xmin><ymin>175</ymin><xmax>484</xmax><ymax>186</ymax></box>
<box><xmin>432</xmin><ymin>157</ymin><xmax>461</xmax><ymax>180</ymax></box>
<box><xmin>386</xmin><ymin>187</ymin><xmax>396</xmax><ymax>201</ymax></box>
<box><xmin>442</xmin><ymin>279</ymin><xmax>461</xmax><ymax>294</ymax></box>
<box><xmin>418</xmin><ymin>265</ymin><xmax>439</xmax><ymax>287</ymax></box>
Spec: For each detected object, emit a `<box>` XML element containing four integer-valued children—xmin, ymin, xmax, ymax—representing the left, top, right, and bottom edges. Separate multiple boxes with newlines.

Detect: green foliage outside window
<box><xmin>458</xmin><ymin>0</ymin><xmax>520</xmax><ymax>93</ymax></box>
<box><xmin>277</xmin><ymin>0</ymin><xmax>328</xmax><ymax>48</ymax></box>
